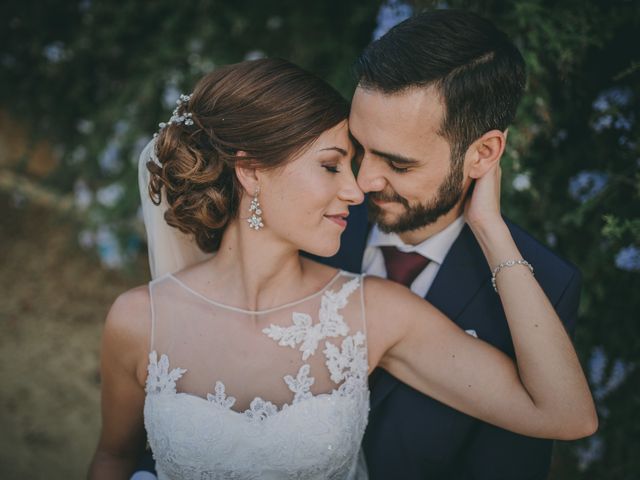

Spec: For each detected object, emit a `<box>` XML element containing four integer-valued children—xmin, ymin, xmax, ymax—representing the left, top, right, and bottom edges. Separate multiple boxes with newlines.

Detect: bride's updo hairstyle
<box><xmin>149</xmin><ymin>58</ymin><xmax>349</xmax><ymax>252</ymax></box>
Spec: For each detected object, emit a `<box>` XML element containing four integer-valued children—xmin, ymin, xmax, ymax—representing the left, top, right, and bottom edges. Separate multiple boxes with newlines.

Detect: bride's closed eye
<box><xmin>322</xmin><ymin>164</ymin><xmax>340</xmax><ymax>173</ymax></box>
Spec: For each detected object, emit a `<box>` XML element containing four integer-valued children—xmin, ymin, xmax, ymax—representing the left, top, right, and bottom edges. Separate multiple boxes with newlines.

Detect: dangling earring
<box><xmin>247</xmin><ymin>187</ymin><xmax>264</xmax><ymax>230</ymax></box>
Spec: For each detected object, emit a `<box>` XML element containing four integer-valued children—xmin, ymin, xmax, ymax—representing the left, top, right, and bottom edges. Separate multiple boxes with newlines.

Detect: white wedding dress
<box><xmin>143</xmin><ymin>269</ymin><xmax>370</xmax><ymax>480</ymax></box>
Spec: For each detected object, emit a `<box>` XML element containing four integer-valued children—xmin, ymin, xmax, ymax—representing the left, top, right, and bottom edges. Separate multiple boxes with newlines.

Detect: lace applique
<box><xmin>323</xmin><ymin>332</ymin><xmax>367</xmax><ymax>384</ymax></box>
<box><xmin>284</xmin><ymin>364</ymin><xmax>315</xmax><ymax>404</ymax></box>
<box><xmin>146</xmin><ymin>351</ymin><xmax>187</xmax><ymax>394</ymax></box>
<box><xmin>207</xmin><ymin>381</ymin><xmax>236</xmax><ymax>409</ymax></box>
<box><xmin>263</xmin><ymin>276</ymin><xmax>360</xmax><ymax>360</ymax></box>
<box><xmin>143</xmin><ymin>273</ymin><xmax>370</xmax><ymax>479</ymax></box>
<box><xmin>322</xmin><ymin>276</ymin><xmax>360</xmax><ymax>313</ymax></box>
<box><xmin>262</xmin><ymin>312</ymin><xmax>317</xmax><ymax>360</ymax></box>
<box><xmin>244</xmin><ymin>397</ymin><xmax>279</xmax><ymax>423</ymax></box>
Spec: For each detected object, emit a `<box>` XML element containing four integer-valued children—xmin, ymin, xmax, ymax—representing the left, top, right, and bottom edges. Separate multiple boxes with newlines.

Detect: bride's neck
<box><xmin>210</xmin><ymin>220</ymin><xmax>306</xmax><ymax>311</ymax></box>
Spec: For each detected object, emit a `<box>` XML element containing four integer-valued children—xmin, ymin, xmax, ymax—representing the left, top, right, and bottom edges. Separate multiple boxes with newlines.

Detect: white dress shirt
<box><xmin>362</xmin><ymin>216</ymin><xmax>466</xmax><ymax>298</ymax></box>
<box><xmin>363</xmin><ymin>216</ymin><xmax>479</xmax><ymax>339</ymax></box>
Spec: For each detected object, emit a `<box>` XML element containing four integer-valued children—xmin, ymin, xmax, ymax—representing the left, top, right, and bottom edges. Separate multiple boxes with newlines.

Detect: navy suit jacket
<box><xmin>313</xmin><ymin>201</ymin><xmax>581</xmax><ymax>480</ymax></box>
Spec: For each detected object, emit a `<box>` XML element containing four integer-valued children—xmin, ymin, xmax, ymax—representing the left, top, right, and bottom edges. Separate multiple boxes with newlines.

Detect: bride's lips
<box><xmin>324</xmin><ymin>212</ymin><xmax>349</xmax><ymax>229</ymax></box>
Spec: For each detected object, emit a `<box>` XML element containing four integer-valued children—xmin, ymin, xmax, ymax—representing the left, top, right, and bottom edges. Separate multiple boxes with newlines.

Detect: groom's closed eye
<box><xmin>370</xmin><ymin>149</ymin><xmax>420</xmax><ymax>174</ymax></box>
<box><xmin>388</xmin><ymin>163</ymin><xmax>410</xmax><ymax>174</ymax></box>
<box><xmin>371</xmin><ymin>149</ymin><xmax>421</xmax><ymax>167</ymax></box>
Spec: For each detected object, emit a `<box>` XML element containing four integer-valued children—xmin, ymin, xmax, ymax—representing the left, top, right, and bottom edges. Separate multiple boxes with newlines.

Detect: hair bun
<box><xmin>148</xmin><ymin>58</ymin><xmax>349</xmax><ymax>252</ymax></box>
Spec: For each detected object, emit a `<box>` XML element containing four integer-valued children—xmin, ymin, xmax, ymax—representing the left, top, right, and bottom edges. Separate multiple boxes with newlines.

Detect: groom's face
<box><xmin>349</xmin><ymin>86</ymin><xmax>467</xmax><ymax>234</ymax></box>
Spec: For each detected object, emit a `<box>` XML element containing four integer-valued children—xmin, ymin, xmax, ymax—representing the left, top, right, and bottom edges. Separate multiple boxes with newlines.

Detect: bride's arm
<box><xmin>88</xmin><ymin>287</ymin><xmax>149</xmax><ymax>480</ymax></box>
<box><xmin>366</xmin><ymin>165</ymin><xmax>597</xmax><ymax>440</ymax></box>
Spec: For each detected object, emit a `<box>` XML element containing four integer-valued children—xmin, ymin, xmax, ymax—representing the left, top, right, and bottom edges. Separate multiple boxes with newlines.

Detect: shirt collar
<box><xmin>367</xmin><ymin>216</ymin><xmax>466</xmax><ymax>265</ymax></box>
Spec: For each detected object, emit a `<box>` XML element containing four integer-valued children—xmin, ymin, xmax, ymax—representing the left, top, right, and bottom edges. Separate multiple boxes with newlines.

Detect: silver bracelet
<box><xmin>491</xmin><ymin>259</ymin><xmax>534</xmax><ymax>293</ymax></box>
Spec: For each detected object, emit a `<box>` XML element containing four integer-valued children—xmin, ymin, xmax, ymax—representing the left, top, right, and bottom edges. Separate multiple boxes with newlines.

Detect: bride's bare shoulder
<box><xmin>103</xmin><ymin>285</ymin><xmax>151</xmax><ymax>368</ymax></box>
<box><xmin>362</xmin><ymin>275</ymin><xmax>427</xmax><ymax>329</ymax></box>
<box><xmin>362</xmin><ymin>275</ymin><xmax>415</xmax><ymax>303</ymax></box>
<box><xmin>107</xmin><ymin>284</ymin><xmax>151</xmax><ymax>324</ymax></box>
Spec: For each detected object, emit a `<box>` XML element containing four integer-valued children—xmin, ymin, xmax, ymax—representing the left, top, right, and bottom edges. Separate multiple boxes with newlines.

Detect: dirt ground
<box><xmin>0</xmin><ymin>192</ymin><xmax>148</xmax><ymax>479</ymax></box>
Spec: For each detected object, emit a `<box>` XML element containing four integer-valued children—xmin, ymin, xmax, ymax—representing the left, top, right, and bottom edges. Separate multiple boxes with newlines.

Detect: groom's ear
<box><xmin>234</xmin><ymin>151</ymin><xmax>260</xmax><ymax>195</ymax></box>
<box><xmin>467</xmin><ymin>129</ymin><xmax>507</xmax><ymax>179</ymax></box>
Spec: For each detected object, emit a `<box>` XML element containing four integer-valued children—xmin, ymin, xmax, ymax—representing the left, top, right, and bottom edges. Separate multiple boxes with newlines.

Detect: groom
<box><xmin>322</xmin><ymin>9</ymin><xmax>582</xmax><ymax>480</ymax></box>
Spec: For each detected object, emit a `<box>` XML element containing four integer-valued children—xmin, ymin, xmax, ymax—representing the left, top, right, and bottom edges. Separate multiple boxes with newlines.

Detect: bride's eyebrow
<box><xmin>319</xmin><ymin>147</ymin><xmax>348</xmax><ymax>156</ymax></box>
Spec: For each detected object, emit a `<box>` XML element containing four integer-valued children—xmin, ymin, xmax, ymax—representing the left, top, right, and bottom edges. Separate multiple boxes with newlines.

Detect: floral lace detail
<box><xmin>207</xmin><ymin>381</ymin><xmax>236</xmax><ymax>409</ymax></box>
<box><xmin>262</xmin><ymin>312</ymin><xmax>319</xmax><ymax>360</ymax></box>
<box><xmin>284</xmin><ymin>364</ymin><xmax>315</xmax><ymax>404</ymax></box>
<box><xmin>244</xmin><ymin>397</ymin><xmax>279</xmax><ymax>423</ymax></box>
<box><xmin>263</xmin><ymin>276</ymin><xmax>360</xmax><ymax>360</ymax></box>
<box><xmin>322</xmin><ymin>276</ymin><xmax>360</xmax><ymax>313</ymax></box>
<box><xmin>146</xmin><ymin>351</ymin><xmax>187</xmax><ymax>394</ymax></box>
<box><xmin>323</xmin><ymin>332</ymin><xmax>367</xmax><ymax>384</ymax></box>
<box><xmin>143</xmin><ymin>272</ymin><xmax>369</xmax><ymax>479</ymax></box>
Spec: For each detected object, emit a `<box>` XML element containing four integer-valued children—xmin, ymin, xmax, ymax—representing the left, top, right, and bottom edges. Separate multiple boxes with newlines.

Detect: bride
<box><xmin>88</xmin><ymin>58</ymin><xmax>596</xmax><ymax>480</ymax></box>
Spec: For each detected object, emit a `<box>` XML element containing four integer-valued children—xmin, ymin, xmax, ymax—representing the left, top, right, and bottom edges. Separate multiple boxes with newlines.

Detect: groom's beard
<box><xmin>368</xmin><ymin>159</ymin><xmax>464</xmax><ymax>234</ymax></box>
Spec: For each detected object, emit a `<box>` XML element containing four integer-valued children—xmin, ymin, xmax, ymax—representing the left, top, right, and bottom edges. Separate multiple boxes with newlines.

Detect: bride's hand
<box><xmin>464</xmin><ymin>163</ymin><xmax>503</xmax><ymax>231</ymax></box>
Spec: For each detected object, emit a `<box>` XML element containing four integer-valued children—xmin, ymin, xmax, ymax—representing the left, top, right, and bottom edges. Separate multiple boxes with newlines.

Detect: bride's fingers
<box><xmin>464</xmin><ymin>162</ymin><xmax>503</xmax><ymax>226</ymax></box>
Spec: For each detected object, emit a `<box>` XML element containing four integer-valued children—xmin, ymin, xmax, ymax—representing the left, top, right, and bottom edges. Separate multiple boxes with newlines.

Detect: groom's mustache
<box><xmin>369</xmin><ymin>191</ymin><xmax>409</xmax><ymax>207</ymax></box>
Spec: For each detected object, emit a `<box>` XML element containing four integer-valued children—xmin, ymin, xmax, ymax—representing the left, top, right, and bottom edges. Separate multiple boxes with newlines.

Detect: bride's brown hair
<box><xmin>149</xmin><ymin>58</ymin><xmax>350</xmax><ymax>253</ymax></box>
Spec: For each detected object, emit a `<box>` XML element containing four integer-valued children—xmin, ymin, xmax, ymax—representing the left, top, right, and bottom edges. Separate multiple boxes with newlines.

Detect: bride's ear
<box><xmin>234</xmin><ymin>151</ymin><xmax>260</xmax><ymax>196</ymax></box>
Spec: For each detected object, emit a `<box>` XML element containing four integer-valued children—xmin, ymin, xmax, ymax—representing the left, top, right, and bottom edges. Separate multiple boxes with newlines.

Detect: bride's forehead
<box><xmin>312</xmin><ymin>121</ymin><xmax>353</xmax><ymax>152</ymax></box>
<box><xmin>262</xmin><ymin>122</ymin><xmax>353</xmax><ymax>176</ymax></box>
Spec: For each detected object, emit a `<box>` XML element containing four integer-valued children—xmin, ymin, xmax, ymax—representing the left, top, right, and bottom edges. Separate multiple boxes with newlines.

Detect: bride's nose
<box><xmin>338</xmin><ymin>170</ymin><xmax>365</xmax><ymax>205</ymax></box>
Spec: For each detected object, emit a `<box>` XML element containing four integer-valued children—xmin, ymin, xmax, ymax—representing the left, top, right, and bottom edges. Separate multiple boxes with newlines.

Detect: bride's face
<box><xmin>258</xmin><ymin>120</ymin><xmax>364</xmax><ymax>256</ymax></box>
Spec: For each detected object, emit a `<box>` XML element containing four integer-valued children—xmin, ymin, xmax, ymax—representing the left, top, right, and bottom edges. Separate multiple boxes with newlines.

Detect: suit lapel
<box><xmin>426</xmin><ymin>224</ymin><xmax>490</xmax><ymax>319</ymax></box>
<box><xmin>369</xmin><ymin>224</ymin><xmax>491</xmax><ymax>410</ymax></box>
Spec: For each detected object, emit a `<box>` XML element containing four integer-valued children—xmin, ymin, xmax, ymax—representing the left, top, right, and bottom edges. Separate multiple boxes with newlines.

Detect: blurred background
<box><xmin>0</xmin><ymin>0</ymin><xmax>638</xmax><ymax>478</ymax></box>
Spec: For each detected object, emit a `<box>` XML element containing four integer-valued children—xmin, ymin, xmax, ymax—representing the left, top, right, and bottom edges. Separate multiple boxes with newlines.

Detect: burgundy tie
<box><xmin>380</xmin><ymin>246</ymin><xmax>430</xmax><ymax>288</ymax></box>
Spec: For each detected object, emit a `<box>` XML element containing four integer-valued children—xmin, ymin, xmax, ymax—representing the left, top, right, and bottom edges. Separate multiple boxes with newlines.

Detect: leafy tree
<box><xmin>1</xmin><ymin>0</ymin><xmax>381</xmax><ymax>266</ymax></box>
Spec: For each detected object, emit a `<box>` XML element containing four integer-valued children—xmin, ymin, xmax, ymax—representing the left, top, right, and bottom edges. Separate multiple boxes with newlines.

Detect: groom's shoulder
<box><xmin>503</xmin><ymin>218</ymin><xmax>580</xmax><ymax>281</ymax></box>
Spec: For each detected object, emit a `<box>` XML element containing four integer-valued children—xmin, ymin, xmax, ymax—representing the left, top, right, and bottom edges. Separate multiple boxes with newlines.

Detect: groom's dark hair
<box><xmin>354</xmin><ymin>9</ymin><xmax>526</xmax><ymax>162</ymax></box>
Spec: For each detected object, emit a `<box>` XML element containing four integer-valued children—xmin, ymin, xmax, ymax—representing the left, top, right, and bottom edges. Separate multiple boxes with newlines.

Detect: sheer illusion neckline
<box><xmin>166</xmin><ymin>270</ymin><xmax>343</xmax><ymax>314</ymax></box>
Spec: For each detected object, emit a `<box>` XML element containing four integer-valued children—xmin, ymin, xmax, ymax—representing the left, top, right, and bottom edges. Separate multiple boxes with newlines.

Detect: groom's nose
<box><xmin>356</xmin><ymin>154</ymin><xmax>386</xmax><ymax>193</ymax></box>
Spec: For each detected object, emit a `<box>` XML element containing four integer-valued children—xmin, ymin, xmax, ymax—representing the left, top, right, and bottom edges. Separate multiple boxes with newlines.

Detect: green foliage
<box><xmin>1</xmin><ymin>0</ymin><xmax>381</xmax><ymax>265</ymax></box>
<box><xmin>603</xmin><ymin>215</ymin><xmax>640</xmax><ymax>242</ymax></box>
<box><xmin>2</xmin><ymin>0</ymin><xmax>639</xmax><ymax>477</ymax></box>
